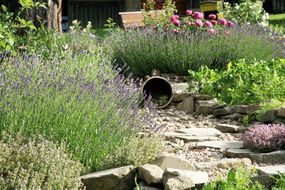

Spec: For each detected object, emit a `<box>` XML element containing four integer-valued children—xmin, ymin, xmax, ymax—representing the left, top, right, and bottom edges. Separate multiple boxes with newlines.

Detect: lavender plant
<box><xmin>105</xmin><ymin>24</ymin><xmax>283</xmax><ymax>77</ymax></box>
<box><xmin>0</xmin><ymin>51</ymin><xmax>158</xmax><ymax>172</ymax></box>
<box><xmin>242</xmin><ymin>124</ymin><xmax>285</xmax><ymax>152</ymax></box>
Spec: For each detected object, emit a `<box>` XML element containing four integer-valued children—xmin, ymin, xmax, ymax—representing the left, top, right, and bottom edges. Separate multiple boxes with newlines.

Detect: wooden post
<box><xmin>47</xmin><ymin>0</ymin><xmax>62</xmax><ymax>32</ymax></box>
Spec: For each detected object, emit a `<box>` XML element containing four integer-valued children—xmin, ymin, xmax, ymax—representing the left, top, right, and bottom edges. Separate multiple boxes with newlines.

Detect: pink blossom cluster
<box><xmin>242</xmin><ymin>124</ymin><xmax>285</xmax><ymax>152</ymax></box>
<box><xmin>169</xmin><ymin>10</ymin><xmax>235</xmax><ymax>35</ymax></box>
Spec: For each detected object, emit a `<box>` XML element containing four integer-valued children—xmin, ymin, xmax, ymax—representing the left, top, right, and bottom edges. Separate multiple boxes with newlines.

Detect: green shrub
<box><xmin>189</xmin><ymin>59</ymin><xmax>285</xmax><ymax>105</ymax></box>
<box><xmin>105</xmin><ymin>135</ymin><xmax>165</xmax><ymax>168</ymax></box>
<box><xmin>105</xmin><ymin>24</ymin><xmax>283</xmax><ymax>77</ymax></box>
<box><xmin>222</xmin><ymin>0</ymin><xmax>269</xmax><ymax>26</ymax></box>
<box><xmin>0</xmin><ymin>52</ymin><xmax>157</xmax><ymax>172</ymax></box>
<box><xmin>203</xmin><ymin>166</ymin><xmax>266</xmax><ymax>190</ymax></box>
<box><xmin>0</xmin><ymin>132</ymin><xmax>83</xmax><ymax>190</ymax></box>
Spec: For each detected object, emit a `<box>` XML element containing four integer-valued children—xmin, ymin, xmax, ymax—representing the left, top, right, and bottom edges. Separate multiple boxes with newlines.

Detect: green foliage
<box><xmin>105</xmin><ymin>135</ymin><xmax>165</xmax><ymax>168</ymax></box>
<box><xmin>222</xmin><ymin>0</ymin><xmax>269</xmax><ymax>26</ymax></box>
<box><xmin>0</xmin><ymin>132</ymin><xmax>83</xmax><ymax>190</ymax></box>
<box><xmin>0</xmin><ymin>0</ymin><xmax>45</xmax><ymax>54</ymax></box>
<box><xmin>189</xmin><ymin>59</ymin><xmax>285</xmax><ymax>105</ymax></box>
<box><xmin>272</xmin><ymin>173</ymin><xmax>285</xmax><ymax>190</ymax></box>
<box><xmin>203</xmin><ymin>166</ymin><xmax>266</xmax><ymax>190</ymax></box>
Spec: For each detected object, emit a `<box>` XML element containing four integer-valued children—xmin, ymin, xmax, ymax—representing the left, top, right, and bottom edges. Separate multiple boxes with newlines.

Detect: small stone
<box><xmin>213</xmin><ymin>107</ymin><xmax>234</xmax><ymax>117</ymax></box>
<box><xmin>245</xmin><ymin>104</ymin><xmax>260</xmax><ymax>114</ymax></box>
<box><xmin>80</xmin><ymin>165</ymin><xmax>135</xmax><ymax>190</ymax></box>
<box><xmin>257</xmin><ymin>165</ymin><xmax>285</xmax><ymax>175</ymax></box>
<box><xmin>215</xmin><ymin>123</ymin><xmax>246</xmax><ymax>133</ymax></box>
<box><xmin>233</xmin><ymin>105</ymin><xmax>248</xmax><ymax>114</ymax></box>
<box><xmin>195</xmin><ymin>141</ymin><xmax>244</xmax><ymax>149</ymax></box>
<box><xmin>191</xmin><ymin>93</ymin><xmax>213</xmax><ymax>100</ymax></box>
<box><xmin>172</xmin><ymin>93</ymin><xmax>192</xmax><ymax>103</ymax></box>
<box><xmin>250</xmin><ymin>150</ymin><xmax>285</xmax><ymax>164</ymax></box>
<box><xmin>277</xmin><ymin>107</ymin><xmax>285</xmax><ymax>118</ymax></box>
<box><xmin>176</xmin><ymin>128</ymin><xmax>222</xmax><ymax>137</ymax></box>
<box><xmin>195</xmin><ymin>100</ymin><xmax>219</xmax><ymax>115</ymax></box>
<box><xmin>257</xmin><ymin>110</ymin><xmax>278</xmax><ymax>122</ymax></box>
<box><xmin>176</xmin><ymin>97</ymin><xmax>195</xmax><ymax>114</ymax></box>
<box><xmin>221</xmin><ymin>113</ymin><xmax>244</xmax><ymax>121</ymax></box>
<box><xmin>138</xmin><ymin>164</ymin><xmax>163</xmax><ymax>185</ymax></box>
<box><xmin>151</xmin><ymin>153</ymin><xmax>196</xmax><ymax>171</ymax></box>
<box><xmin>171</xmin><ymin>83</ymin><xmax>189</xmax><ymax>94</ymax></box>
<box><xmin>225</xmin><ymin>148</ymin><xmax>254</xmax><ymax>158</ymax></box>
<box><xmin>195</xmin><ymin>158</ymin><xmax>252</xmax><ymax>169</ymax></box>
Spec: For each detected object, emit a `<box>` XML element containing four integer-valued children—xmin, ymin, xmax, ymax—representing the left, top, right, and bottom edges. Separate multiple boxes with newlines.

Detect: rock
<box><xmin>215</xmin><ymin>123</ymin><xmax>246</xmax><ymax>133</ymax></box>
<box><xmin>161</xmin><ymin>74</ymin><xmax>188</xmax><ymax>83</ymax></box>
<box><xmin>233</xmin><ymin>105</ymin><xmax>248</xmax><ymax>114</ymax></box>
<box><xmin>80</xmin><ymin>165</ymin><xmax>135</xmax><ymax>190</ymax></box>
<box><xmin>195</xmin><ymin>100</ymin><xmax>219</xmax><ymax>115</ymax></box>
<box><xmin>225</xmin><ymin>148</ymin><xmax>254</xmax><ymax>158</ymax></box>
<box><xmin>163</xmin><ymin>132</ymin><xmax>219</xmax><ymax>142</ymax></box>
<box><xmin>195</xmin><ymin>158</ymin><xmax>251</xmax><ymax>169</ymax></box>
<box><xmin>138</xmin><ymin>164</ymin><xmax>163</xmax><ymax>185</ymax></box>
<box><xmin>195</xmin><ymin>141</ymin><xmax>244</xmax><ymax>149</ymax></box>
<box><xmin>171</xmin><ymin>83</ymin><xmax>189</xmax><ymax>94</ymax></box>
<box><xmin>257</xmin><ymin>110</ymin><xmax>278</xmax><ymax>122</ymax></box>
<box><xmin>151</xmin><ymin>153</ymin><xmax>195</xmax><ymax>171</ymax></box>
<box><xmin>277</xmin><ymin>107</ymin><xmax>285</xmax><ymax>118</ymax></box>
<box><xmin>172</xmin><ymin>93</ymin><xmax>191</xmax><ymax>103</ymax></box>
<box><xmin>176</xmin><ymin>128</ymin><xmax>222</xmax><ymax>137</ymax></box>
<box><xmin>191</xmin><ymin>93</ymin><xmax>213</xmax><ymax>100</ymax></box>
<box><xmin>250</xmin><ymin>150</ymin><xmax>285</xmax><ymax>164</ymax></box>
<box><xmin>245</xmin><ymin>104</ymin><xmax>260</xmax><ymax>114</ymax></box>
<box><xmin>221</xmin><ymin>113</ymin><xmax>244</xmax><ymax>121</ymax></box>
<box><xmin>134</xmin><ymin>182</ymin><xmax>162</xmax><ymax>190</ymax></box>
<box><xmin>213</xmin><ymin>107</ymin><xmax>234</xmax><ymax>117</ymax></box>
<box><xmin>257</xmin><ymin>165</ymin><xmax>285</xmax><ymax>175</ymax></box>
<box><xmin>163</xmin><ymin>168</ymin><xmax>208</xmax><ymax>190</ymax></box>
<box><xmin>176</xmin><ymin>97</ymin><xmax>195</xmax><ymax>114</ymax></box>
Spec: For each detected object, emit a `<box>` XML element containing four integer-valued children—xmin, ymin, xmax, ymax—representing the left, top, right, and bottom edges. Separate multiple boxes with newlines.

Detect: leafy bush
<box><xmin>105</xmin><ymin>24</ymin><xmax>283</xmax><ymax>77</ymax></box>
<box><xmin>242</xmin><ymin>124</ymin><xmax>285</xmax><ymax>152</ymax></box>
<box><xmin>105</xmin><ymin>135</ymin><xmax>165</xmax><ymax>168</ymax></box>
<box><xmin>222</xmin><ymin>0</ymin><xmax>269</xmax><ymax>26</ymax></box>
<box><xmin>0</xmin><ymin>52</ymin><xmax>158</xmax><ymax>172</ymax></box>
<box><xmin>189</xmin><ymin>59</ymin><xmax>285</xmax><ymax>105</ymax></box>
<box><xmin>203</xmin><ymin>166</ymin><xmax>266</xmax><ymax>190</ymax></box>
<box><xmin>0</xmin><ymin>132</ymin><xmax>83</xmax><ymax>189</ymax></box>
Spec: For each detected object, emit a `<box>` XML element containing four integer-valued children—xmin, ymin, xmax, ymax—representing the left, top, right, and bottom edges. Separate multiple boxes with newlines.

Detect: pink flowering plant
<box><xmin>164</xmin><ymin>10</ymin><xmax>236</xmax><ymax>35</ymax></box>
<box><xmin>242</xmin><ymin>124</ymin><xmax>285</xmax><ymax>152</ymax></box>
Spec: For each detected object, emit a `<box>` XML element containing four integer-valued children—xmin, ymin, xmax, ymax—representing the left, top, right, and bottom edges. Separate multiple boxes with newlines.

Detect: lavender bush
<box><xmin>0</xmin><ymin>51</ymin><xmax>158</xmax><ymax>172</ymax></box>
<box><xmin>105</xmin><ymin>24</ymin><xmax>283</xmax><ymax>77</ymax></box>
<box><xmin>242</xmin><ymin>124</ymin><xmax>285</xmax><ymax>152</ymax></box>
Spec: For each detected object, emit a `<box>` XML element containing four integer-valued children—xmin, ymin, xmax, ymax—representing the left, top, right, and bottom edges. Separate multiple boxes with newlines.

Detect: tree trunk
<box><xmin>47</xmin><ymin>0</ymin><xmax>62</xmax><ymax>32</ymax></box>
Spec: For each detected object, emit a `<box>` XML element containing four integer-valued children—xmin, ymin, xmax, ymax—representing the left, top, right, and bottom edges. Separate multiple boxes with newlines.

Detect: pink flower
<box><xmin>205</xmin><ymin>21</ymin><xmax>212</xmax><ymax>27</ymax></box>
<box><xmin>186</xmin><ymin>10</ymin><xmax>193</xmax><ymax>16</ymax></box>
<box><xmin>219</xmin><ymin>19</ymin><xmax>228</xmax><ymax>26</ymax></box>
<box><xmin>210</xmin><ymin>20</ymin><xmax>218</xmax><ymax>25</ymax></box>
<box><xmin>195</xmin><ymin>19</ymin><xmax>203</xmax><ymax>27</ymax></box>
<box><xmin>173</xmin><ymin>29</ymin><xmax>179</xmax><ymax>33</ymax></box>
<box><xmin>208</xmin><ymin>14</ymin><xmax>216</xmax><ymax>20</ymax></box>
<box><xmin>227</xmin><ymin>21</ymin><xmax>235</xmax><ymax>27</ymax></box>
<box><xmin>172</xmin><ymin>19</ymin><xmax>181</xmax><ymax>26</ymax></box>
<box><xmin>192</xmin><ymin>12</ymin><xmax>204</xmax><ymax>19</ymax></box>
<box><xmin>170</xmin><ymin>15</ymin><xmax>179</xmax><ymax>21</ymax></box>
<box><xmin>208</xmin><ymin>28</ymin><xmax>216</xmax><ymax>34</ymax></box>
<box><xmin>185</xmin><ymin>20</ymin><xmax>192</xmax><ymax>26</ymax></box>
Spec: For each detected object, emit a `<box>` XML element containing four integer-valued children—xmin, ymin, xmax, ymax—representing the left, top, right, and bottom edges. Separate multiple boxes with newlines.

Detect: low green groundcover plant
<box><xmin>189</xmin><ymin>59</ymin><xmax>285</xmax><ymax>105</ymax></box>
<box><xmin>0</xmin><ymin>132</ymin><xmax>83</xmax><ymax>189</ymax></box>
<box><xmin>105</xmin><ymin>23</ymin><xmax>282</xmax><ymax>77</ymax></box>
<box><xmin>0</xmin><ymin>52</ymin><xmax>158</xmax><ymax>172</ymax></box>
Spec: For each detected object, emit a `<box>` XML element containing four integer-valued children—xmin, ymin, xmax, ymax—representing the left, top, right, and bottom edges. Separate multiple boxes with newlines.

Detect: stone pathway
<box><xmin>144</xmin><ymin>105</ymin><xmax>285</xmax><ymax>181</ymax></box>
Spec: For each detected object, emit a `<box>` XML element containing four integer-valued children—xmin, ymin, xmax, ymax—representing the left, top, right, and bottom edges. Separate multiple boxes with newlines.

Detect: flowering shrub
<box><xmin>222</xmin><ymin>0</ymin><xmax>269</xmax><ymax>26</ymax></box>
<box><xmin>0</xmin><ymin>132</ymin><xmax>83</xmax><ymax>189</ymax></box>
<box><xmin>242</xmin><ymin>124</ymin><xmax>285</xmax><ymax>152</ymax></box>
<box><xmin>0</xmin><ymin>52</ymin><xmax>159</xmax><ymax>172</ymax></box>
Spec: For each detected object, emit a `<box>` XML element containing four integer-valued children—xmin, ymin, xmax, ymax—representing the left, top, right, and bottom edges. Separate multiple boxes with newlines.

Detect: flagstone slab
<box><xmin>175</xmin><ymin>128</ymin><xmax>222</xmax><ymax>137</ymax></box>
<box><xmin>215</xmin><ymin>124</ymin><xmax>247</xmax><ymax>133</ymax></box>
<box><xmin>164</xmin><ymin>132</ymin><xmax>219</xmax><ymax>142</ymax></box>
<box><xmin>225</xmin><ymin>148</ymin><xmax>255</xmax><ymax>158</ymax></box>
<box><xmin>257</xmin><ymin>165</ymin><xmax>285</xmax><ymax>175</ymax></box>
<box><xmin>195</xmin><ymin>141</ymin><xmax>244</xmax><ymax>149</ymax></box>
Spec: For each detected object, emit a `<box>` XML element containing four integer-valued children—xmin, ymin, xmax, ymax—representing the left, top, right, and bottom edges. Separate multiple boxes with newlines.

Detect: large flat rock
<box><xmin>176</xmin><ymin>128</ymin><xmax>222</xmax><ymax>137</ymax></box>
<box><xmin>195</xmin><ymin>141</ymin><xmax>244</xmax><ymax>149</ymax></box>
<box><xmin>195</xmin><ymin>158</ymin><xmax>252</xmax><ymax>169</ymax></box>
<box><xmin>250</xmin><ymin>150</ymin><xmax>285</xmax><ymax>164</ymax></box>
<box><xmin>257</xmin><ymin>165</ymin><xmax>285</xmax><ymax>175</ymax></box>
<box><xmin>225</xmin><ymin>148</ymin><xmax>254</xmax><ymax>158</ymax></box>
<box><xmin>164</xmin><ymin>132</ymin><xmax>219</xmax><ymax>142</ymax></box>
<box><xmin>80</xmin><ymin>165</ymin><xmax>135</xmax><ymax>190</ymax></box>
<box><xmin>215</xmin><ymin>123</ymin><xmax>247</xmax><ymax>133</ymax></box>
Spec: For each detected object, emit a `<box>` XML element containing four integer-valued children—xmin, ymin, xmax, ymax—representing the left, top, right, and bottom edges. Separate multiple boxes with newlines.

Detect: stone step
<box><xmin>257</xmin><ymin>165</ymin><xmax>285</xmax><ymax>175</ymax></box>
<box><xmin>164</xmin><ymin>132</ymin><xmax>220</xmax><ymax>142</ymax></box>
<box><xmin>215</xmin><ymin>123</ymin><xmax>247</xmax><ymax>133</ymax></box>
<box><xmin>194</xmin><ymin>141</ymin><xmax>244</xmax><ymax>149</ymax></box>
<box><xmin>175</xmin><ymin>128</ymin><xmax>222</xmax><ymax>136</ymax></box>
